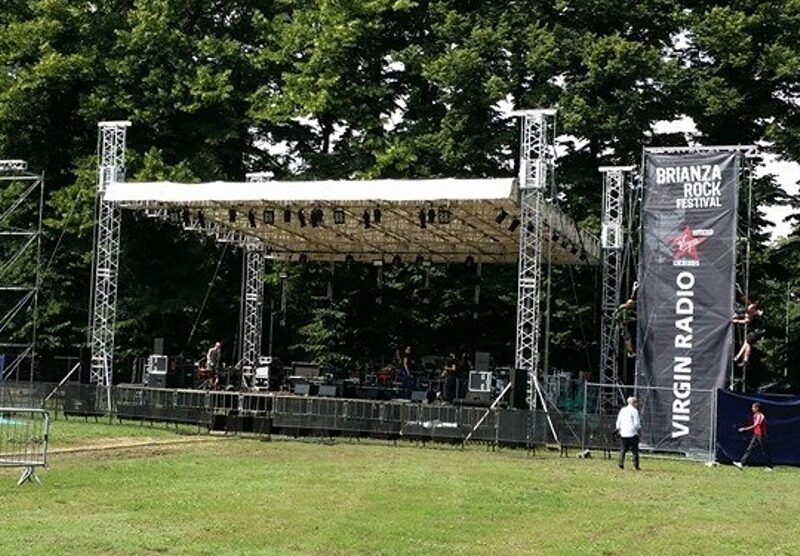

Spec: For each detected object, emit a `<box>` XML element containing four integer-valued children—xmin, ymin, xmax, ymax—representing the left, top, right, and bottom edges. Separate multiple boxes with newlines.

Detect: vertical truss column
<box><xmin>89</xmin><ymin>121</ymin><xmax>130</xmax><ymax>404</ymax></box>
<box><xmin>510</xmin><ymin>109</ymin><xmax>557</xmax><ymax>409</ymax></box>
<box><xmin>239</xmin><ymin>243</ymin><xmax>266</xmax><ymax>380</ymax></box>
<box><xmin>0</xmin><ymin>160</ymin><xmax>43</xmax><ymax>383</ymax></box>
<box><xmin>239</xmin><ymin>171</ymin><xmax>270</xmax><ymax>384</ymax></box>
<box><xmin>598</xmin><ymin>166</ymin><xmax>634</xmax><ymax>409</ymax></box>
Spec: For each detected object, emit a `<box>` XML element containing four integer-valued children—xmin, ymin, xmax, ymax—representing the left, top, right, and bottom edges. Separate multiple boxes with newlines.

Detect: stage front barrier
<box><xmin>580</xmin><ymin>382</ymin><xmax>716</xmax><ymax>461</ymax></box>
<box><xmin>0</xmin><ymin>382</ymin><xmax>62</xmax><ymax>412</ymax></box>
<box><xmin>0</xmin><ymin>381</ymin><xmax>717</xmax><ymax>458</ymax></box>
<box><xmin>0</xmin><ymin>407</ymin><xmax>50</xmax><ymax>484</ymax></box>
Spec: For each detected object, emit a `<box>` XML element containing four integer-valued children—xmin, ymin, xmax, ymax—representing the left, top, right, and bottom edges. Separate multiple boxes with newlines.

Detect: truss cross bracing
<box><xmin>509</xmin><ymin>109</ymin><xmax>557</xmax><ymax>409</ymax></box>
<box><xmin>92</xmin><ymin>117</ymin><xmax>602</xmax><ymax>407</ymax></box>
<box><xmin>598</xmin><ymin>166</ymin><xmax>635</xmax><ymax>410</ymax></box>
<box><xmin>89</xmin><ymin>121</ymin><xmax>130</xmax><ymax>401</ymax></box>
<box><xmin>0</xmin><ymin>161</ymin><xmax>44</xmax><ymax>383</ymax></box>
<box><xmin>239</xmin><ymin>171</ymin><xmax>269</xmax><ymax>382</ymax></box>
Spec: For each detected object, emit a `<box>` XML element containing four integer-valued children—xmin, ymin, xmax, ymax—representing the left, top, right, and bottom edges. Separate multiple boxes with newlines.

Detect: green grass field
<box><xmin>1</xmin><ymin>419</ymin><xmax>798</xmax><ymax>555</ymax></box>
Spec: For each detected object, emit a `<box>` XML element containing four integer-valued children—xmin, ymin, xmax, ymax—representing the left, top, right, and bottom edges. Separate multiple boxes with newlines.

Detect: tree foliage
<box><xmin>0</xmin><ymin>0</ymin><xmax>798</xmax><ymax>387</ymax></box>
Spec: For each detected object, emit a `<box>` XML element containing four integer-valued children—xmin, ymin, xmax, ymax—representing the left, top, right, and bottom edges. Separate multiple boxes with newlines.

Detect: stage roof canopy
<box><xmin>105</xmin><ymin>178</ymin><xmax>600</xmax><ymax>265</ymax></box>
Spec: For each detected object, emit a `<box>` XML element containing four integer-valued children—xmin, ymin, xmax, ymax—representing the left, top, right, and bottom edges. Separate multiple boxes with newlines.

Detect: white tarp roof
<box><xmin>105</xmin><ymin>178</ymin><xmax>516</xmax><ymax>204</ymax></box>
<box><xmin>104</xmin><ymin>177</ymin><xmax>599</xmax><ymax>265</ymax></box>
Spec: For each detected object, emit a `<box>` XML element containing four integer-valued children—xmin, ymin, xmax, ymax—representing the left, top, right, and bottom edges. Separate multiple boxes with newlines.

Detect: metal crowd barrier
<box><xmin>0</xmin><ymin>407</ymin><xmax>50</xmax><ymax>484</ymax></box>
<box><xmin>0</xmin><ymin>381</ymin><xmax>717</xmax><ymax>460</ymax></box>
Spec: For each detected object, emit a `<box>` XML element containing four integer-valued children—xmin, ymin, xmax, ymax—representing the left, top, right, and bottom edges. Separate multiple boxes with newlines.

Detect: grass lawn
<box><xmin>0</xmin><ymin>420</ymin><xmax>798</xmax><ymax>555</ymax></box>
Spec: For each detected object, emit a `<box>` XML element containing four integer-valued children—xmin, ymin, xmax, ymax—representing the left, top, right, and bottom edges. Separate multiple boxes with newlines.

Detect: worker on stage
<box><xmin>206</xmin><ymin>341</ymin><xmax>222</xmax><ymax>389</ymax></box>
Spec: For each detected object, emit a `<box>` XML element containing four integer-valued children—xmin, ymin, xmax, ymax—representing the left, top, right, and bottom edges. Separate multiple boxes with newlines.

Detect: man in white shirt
<box><xmin>616</xmin><ymin>396</ymin><xmax>641</xmax><ymax>470</ymax></box>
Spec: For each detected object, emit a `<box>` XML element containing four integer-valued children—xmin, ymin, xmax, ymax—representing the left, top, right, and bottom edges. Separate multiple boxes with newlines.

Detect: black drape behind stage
<box><xmin>716</xmin><ymin>390</ymin><xmax>800</xmax><ymax>466</ymax></box>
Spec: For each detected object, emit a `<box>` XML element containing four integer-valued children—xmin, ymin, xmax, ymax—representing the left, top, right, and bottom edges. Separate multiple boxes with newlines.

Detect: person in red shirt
<box><xmin>733</xmin><ymin>403</ymin><xmax>774</xmax><ymax>471</ymax></box>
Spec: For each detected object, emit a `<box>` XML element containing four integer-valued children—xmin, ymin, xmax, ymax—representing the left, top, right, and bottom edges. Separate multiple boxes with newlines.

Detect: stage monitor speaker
<box><xmin>465</xmin><ymin>391</ymin><xmax>491</xmax><ymax>406</ymax></box>
<box><xmin>509</xmin><ymin>368</ymin><xmax>528</xmax><ymax>410</ymax></box>
<box><xmin>468</xmin><ymin>371</ymin><xmax>492</xmax><ymax>393</ymax></box>
<box><xmin>474</xmin><ymin>351</ymin><xmax>490</xmax><ymax>372</ymax></box>
<box><xmin>293</xmin><ymin>383</ymin><xmax>311</xmax><ymax>396</ymax></box>
<box><xmin>291</xmin><ymin>361</ymin><xmax>320</xmax><ymax>379</ymax></box>
<box><xmin>318</xmin><ymin>385</ymin><xmax>337</xmax><ymax>398</ymax></box>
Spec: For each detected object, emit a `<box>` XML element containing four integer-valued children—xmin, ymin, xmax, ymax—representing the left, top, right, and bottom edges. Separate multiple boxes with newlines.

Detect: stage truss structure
<box><xmin>510</xmin><ymin>110</ymin><xmax>556</xmax><ymax>411</ymax></box>
<box><xmin>90</xmin><ymin>113</ymin><xmax>602</xmax><ymax>413</ymax></box>
<box><xmin>0</xmin><ymin>160</ymin><xmax>44</xmax><ymax>383</ymax></box>
<box><xmin>89</xmin><ymin>121</ymin><xmax>129</xmax><ymax>410</ymax></box>
<box><xmin>598</xmin><ymin>166</ymin><xmax>635</xmax><ymax>410</ymax></box>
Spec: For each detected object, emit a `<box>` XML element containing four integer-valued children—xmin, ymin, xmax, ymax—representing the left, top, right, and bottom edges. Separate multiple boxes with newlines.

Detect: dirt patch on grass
<box><xmin>50</xmin><ymin>436</ymin><xmax>228</xmax><ymax>460</ymax></box>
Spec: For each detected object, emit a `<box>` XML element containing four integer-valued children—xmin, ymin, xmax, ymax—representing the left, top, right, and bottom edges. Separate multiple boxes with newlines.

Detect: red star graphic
<box><xmin>670</xmin><ymin>225</ymin><xmax>706</xmax><ymax>260</ymax></box>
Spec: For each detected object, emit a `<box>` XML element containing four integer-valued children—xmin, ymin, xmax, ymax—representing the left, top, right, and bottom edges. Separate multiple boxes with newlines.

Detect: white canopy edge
<box><xmin>104</xmin><ymin>178</ymin><xmax>516</xmax><ymax>204</ymax></box>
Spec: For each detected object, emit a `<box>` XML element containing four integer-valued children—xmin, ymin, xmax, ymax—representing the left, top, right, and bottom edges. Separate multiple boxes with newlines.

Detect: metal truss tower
<box><xmin>510</xmin><ymin>109</ymin><xmax>557</xmax><ymax>409</ymax></box>
<box><xmin>598</xmin><ymin>166</ymin><xmax>635</xmax><ymax>409</ymax></box>
<box><xmin>0</xmin><ymin>160</ymin><xmax>44</xmax><ymax>382</ymax></box>
<box><xmin>239</xmin><ymin>243</ymin><xmax>266</xmax><ymax>380</ymax></box>
<box><xmin>89</xmin><ymin>121</ymin><xmax>130</xmax><ymax>404</ymax></box>
<box><xmin>238</xmin><ymin>172</ymin><xmax>269</xmax><ymax>383</ymax></box>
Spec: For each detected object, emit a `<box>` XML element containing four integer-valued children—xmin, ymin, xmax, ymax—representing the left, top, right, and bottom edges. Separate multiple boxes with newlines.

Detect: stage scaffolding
<box><xmin>88</xmin><ymin>122</ymin><xmax>129</xmax><ymax>411</ymax></box>
<box><xmin>90</xmin><ymin>111</ymin><xmax>602</xmax><ymax>410</ymax></box>
<box><xmin>0</xmin><ymin>160</ymin><xmax>44</xmax><ymax>384</ymax></box>
<box><xmin>597</xmin><ymin>166</ymin><xmax>635</xmax><ymax>410</ymax></box>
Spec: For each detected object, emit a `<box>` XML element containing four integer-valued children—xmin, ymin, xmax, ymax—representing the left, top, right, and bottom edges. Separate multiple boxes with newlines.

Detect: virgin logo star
<box><xmin>670</xmin><ymin>225</ymin><xmax>706</xmax><ymax>260</ymax></box>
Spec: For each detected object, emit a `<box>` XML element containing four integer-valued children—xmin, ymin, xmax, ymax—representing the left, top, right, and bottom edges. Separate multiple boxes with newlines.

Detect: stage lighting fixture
<box><xmin>197</xmin><ymin>210</ymin><xmax>205</xmax><ymax>227</ymax></box>
<box><xmin>465</xmin><ymin>255</ymin><xmax>474</xmax><ymax>267</ymax></box>
<box><xmin>298</xmin><ymin>209</ymin><xmax>306</xmax><ymax>227</ymax></box>
<box><xmin>299</xmin><ymin>253</ymin><xmax>308</xmax><ymax>264</ymax></box>
<box><xmin>283</xmin><ymin>208</ymin><xmax>292</xmax><ymax>223</ymax></box>
<box><xmin>392</xmin><ymin>254</ymin><xmax>402</xmax><ymax>265</ymax></box>
<box><xmin>362</xmin><ymin>209</ymin><xmax>371</xmax><ymax>229</ymax></box>
<box><xmin>419</xmin><ymin>209</ymin><xmax>427</xmax><ymax>229</ymax></box>
<box><xmin>495</xmin><ymin>209</ymin><xmax>508</xmax><ymax>224</ymax></box>
<box><xmin>373</xmin><ymin>207</ymin><xmax>382</xmax><ymax>224</ymax></box>
<box><xmin>334</xmin><ymin>208</ymin><xmax>345</xmax><ymax>224</ymax></box>
<box><xmin>437</xmin><ymin>207</ymin><xmax>450</xmax><ymax>224</ymax></box>
<box><xmin>314</xmin><ymin>207</ymin><xmax>324</xmax><ymax>225</ymax></box>
<box><xmin>427</xmin><ymin>208</ymin><xmax>436</xmax><ymax>224</ymax></box>
<box><xmin>345</xmin><ymin>254</ymin><xmax>355</xmax><ymax>263</ymax></box>
<box><xmin>509</xmin><ymin>218</ymin><xmax>521</xmax><ymax>232</ymax></box>
<box><xmin>247</xmin><ymin>209</ymin><xmax>256</xmax><ymax>228</ymax></box>
<box><xmin>228</xmin><ymin>208</ymin><xmax>237</xmax><ymax>223</ymax></box>
<box><xmin>310</xmin><ymin>208</ymin><xmax>320</xmax><ymax>228</ymax></box>
<box><xmin>263</xmin><ymin>209</ymin><xmax>275</xmax><ymax>225</ymax></box>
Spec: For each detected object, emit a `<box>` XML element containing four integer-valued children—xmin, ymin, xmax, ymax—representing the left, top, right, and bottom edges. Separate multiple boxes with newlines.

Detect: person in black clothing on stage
<box><xmin>398</xmin><ymin>346</ymin><xmax>415</xmax><ymax>399</ymax></box>
<box><xmin>442</xmin><ymin>353</ymin><xmax>458</xmax><ymax>402</ymax></box>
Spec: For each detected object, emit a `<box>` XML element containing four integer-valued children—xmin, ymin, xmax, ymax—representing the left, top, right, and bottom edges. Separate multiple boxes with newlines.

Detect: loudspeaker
<box><xmin>318</xmin><ymin>385</ymin><xmax>337</xmax><ymax>398</ymax></box>
<box><xmin>509</xmin><ymin>368</ymin><xmax>528</xmax><ymax>410</ymax></box>
<box><xmin>293</xmin><ymin>383</ymin><xmax>311</xmax><ymax>396</ymax></box>
<box><xmin>79</xmin><ymin>345</ymin><xmax>91</xmax><ymax>384</ymax></box>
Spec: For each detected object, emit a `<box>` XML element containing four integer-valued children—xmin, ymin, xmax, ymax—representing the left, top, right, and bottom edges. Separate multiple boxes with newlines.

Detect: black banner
<box><xmin>637</xmin><ymin>151</ymin><xmax>738</xmax><ymax>453</ymax></box>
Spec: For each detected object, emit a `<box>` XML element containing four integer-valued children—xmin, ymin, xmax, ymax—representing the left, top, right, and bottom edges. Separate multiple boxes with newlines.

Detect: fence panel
<box><xmin>580</xmin><ymin>383</ymin><xmax>715</xmax><ymax>460</ymax></box>
<box><xmin>0</xmin><ymin>407</ymin><xmax>50</xmax><ymax>484</ymax></box>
